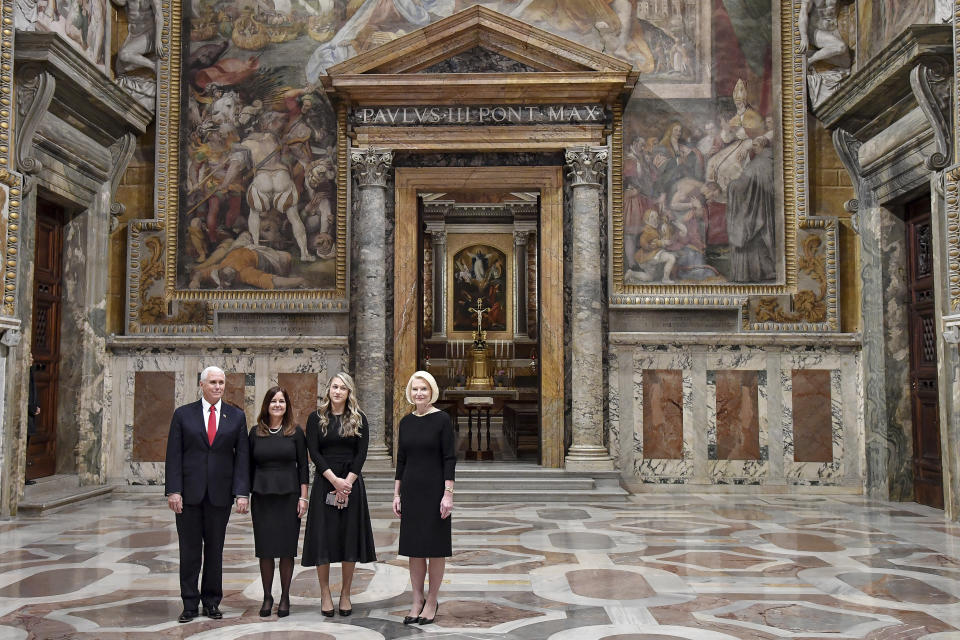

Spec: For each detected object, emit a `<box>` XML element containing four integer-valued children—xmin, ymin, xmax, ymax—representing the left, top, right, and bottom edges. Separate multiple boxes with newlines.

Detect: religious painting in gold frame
<box><xmin>612</xmin><ymin>0</ymin><xmax>803</xmax><ymax>298</ymax></box>
<box><xmin>154</xmin><ymin>0</ymin><xmax>348</xmax><ymax>307</ymax></box>
<box><xmin>446</xmin><ymin>234</ymin><xmax>513</xmax><ymax>339</ymax></box>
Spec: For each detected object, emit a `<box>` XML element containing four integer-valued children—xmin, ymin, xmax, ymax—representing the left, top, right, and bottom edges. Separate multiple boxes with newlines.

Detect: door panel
<box><xmin>27</xmin><ymin>202</ymin><xmax>63</xmax><ymax>480</ymax></box>
<box><xmin>907</xmin><ymin>199</ymin><xmax>943</xmax><ymax>509</ymax></box>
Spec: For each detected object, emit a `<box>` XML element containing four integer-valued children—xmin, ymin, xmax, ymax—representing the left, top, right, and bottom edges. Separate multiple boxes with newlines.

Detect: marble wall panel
<box><xmin>714</xmin><ymin>370</ymin><xmax>761</xmax><ymax>460</ymax></box>
<box><xmin>703</xmin><ymin>352</ymin><xmax>770</xmax><ymax>484</ymax></box>
<box><xmin>278</xmin><ymin>373</ymin><xmax>319</xmax><ymax>432</ymax></box>
<box><xmin>106</xmin><ymin>345</ymin><xmax>343</xmax><ymax>485</ymax></box>
<box><xmin>642</xmin><ymin>370</ymin><xmax>683</xmax><ymax>460</ymax></box>
<box><xmin>633</xmin><ymin>349</ymin><xmax>693</xmax><ymax>483</ymax></box>
<box><xmin>132</xmin><ymin>372</ymin><xmax>175</xmax><ymax>462</ymax></box>
<box><xmin>792</xmin><ymin>370</ymin><xmax>834</xmax><ymax>462</ymax></box>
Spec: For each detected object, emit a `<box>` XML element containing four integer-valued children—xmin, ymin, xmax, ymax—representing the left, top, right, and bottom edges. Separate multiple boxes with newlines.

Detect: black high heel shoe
<box><xmin>259</xmin><ymin>595</ymin><xmax>274</xmax><ymax>618</ymax></box>
<box><xmin>277</xmin><ymin>597</ymin><xmax>290</xmax><ymax>618</ymax></box>
<box><xmin>321</xmin><ymin>594</ymin><xmax>335</xmax><ymax>617</ymax></box>
<box><xmin>338</xmin><ymin>594</ymin><xmax>352</xmax><ymax>617</ymax></box>
<box><xmin>419</xmin><ymin>602</ymin><xmax>439</xmax><ymax>625</ymax></box>
<box><xmin>403</xmin><ymin>603</ymin><xmax>425</xmax><ymax>625</ymax></box>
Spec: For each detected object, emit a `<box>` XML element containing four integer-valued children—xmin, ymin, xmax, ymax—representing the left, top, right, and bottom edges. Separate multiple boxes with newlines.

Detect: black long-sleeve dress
<box><xmin>301</xmin><ymin>412</ymin><xmax>377</xmax><ymax>565</ymax></box>
<box><xmin>248</xmin><ymin>427</ymin><xmax>309</xmax><ymax>558</ymax></box>
<box><xmin>395</xmin><ymin>410</ymin><xmax>456</xmax><ymax>558</ymax></box>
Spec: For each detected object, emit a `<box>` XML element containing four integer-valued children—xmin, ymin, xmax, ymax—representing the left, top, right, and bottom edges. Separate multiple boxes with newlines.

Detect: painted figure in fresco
<box><xmin>798</xmin><ymin>0</ymin><xmax>849</xmax><ymax>67</ymax></box>
<box><xmin>187</xmin><ymin>124</ymin><xmax>244</xmax><ymax>249</ymax></box>
<box><xmin>229</xmin><ymin>111</ymin><xmax>315</xmax><ymax>262</ymax></box>
<box><xmin>189</xmin><ymin>231</ymin><xmax>307</xmax><ymax>289</ymax></box>
<box><xmin>663</xmin><ymin>177</ymin><xmax>722</xmax><ymax>281</ymax></box>
<box><xmin>705</xmin><ymin>78</ymin><xmax>764</xmax><ymax>191</ymax></box>
<box><xmin>625</xmin><ymin>209</ymin><xmax>676</xmax><ymax>284</ymax></box>
<box><xmin>726</xmin><ymin>136</ymin><xmax>776</xmax><ymax>282</ymax></box>
<box><xmin>112</xmin><ymin>0</ymin><xmax>165</xmax><ymax>75</ymax></box>
<box><xmin>652</xmin><ymin>122</ymin><xmax>703</xmax><ymax>197</ymax></box>
<box><xmin>452</xmin><ymin>246</ymin><xmax>506</xmax><ymax>332</ymax></box>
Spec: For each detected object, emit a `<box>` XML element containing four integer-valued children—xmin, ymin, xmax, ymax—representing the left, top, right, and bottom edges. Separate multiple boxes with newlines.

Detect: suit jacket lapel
<box><xmin>195</xmin><ymin>400</ymin><xmax>212</xmax><ymax>448</ymax></box>
<box><xmin>211</xmin><ymin>404</ymin><xmax>231</xmax><ymax>446</ymax></box>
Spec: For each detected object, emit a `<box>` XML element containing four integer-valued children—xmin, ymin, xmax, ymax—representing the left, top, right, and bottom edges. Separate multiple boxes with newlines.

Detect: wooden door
<box><xmin>27</xmin><ymin>202</ymin><xmax>63</xmax><ymax>480</ymax></box>
<box><xmin>906</xmin><ymin>198</ymin><xmax>943</xmax><ymax>508</ymax></box>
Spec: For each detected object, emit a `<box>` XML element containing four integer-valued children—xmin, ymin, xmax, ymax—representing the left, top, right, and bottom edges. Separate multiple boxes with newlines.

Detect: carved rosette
<box><xmin>564</xmin><ymin>146</ymin><xmax>607</xmax><ymax>187</ymax></box>
<box><xmin>350</xmin><ymin>147</ymin><xmax>393</xmax><ymax>188</ymax></box>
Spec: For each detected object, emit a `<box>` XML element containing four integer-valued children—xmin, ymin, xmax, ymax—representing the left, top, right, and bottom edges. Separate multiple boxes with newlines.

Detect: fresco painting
<box><xmin>36</xmin><ymin>0</ymin><xmax>108</xmax><ymax>68</ymax></box>
<box><xmin>858</xmin><ymin>0</ymin><xmax>934</xmax><ymax>66</ymax></box>
<box><xmin>174</xmin><ymin>0</ymin><xmax>781</xmax><ymax>291</ymax></box>
<box><xmin>622</xmin><ymin>0</ymin><xmax>781</xmax><ymax>285</ymax></box>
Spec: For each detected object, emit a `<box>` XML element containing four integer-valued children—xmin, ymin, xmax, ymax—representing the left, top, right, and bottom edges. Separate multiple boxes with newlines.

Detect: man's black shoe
<box><xmin>178</xmin><ymin>610</ymin><xmax>198</xmax><ymax>623</ymax></box>
<box><xmin>202</xmin><ymin>605</ymin><xmax>223</xmax><ymax>619</ymax></box>
<box><xmin>24</xmin><ymin>479</ymin><xmax>35</xmax><ymax>485</ymax></box>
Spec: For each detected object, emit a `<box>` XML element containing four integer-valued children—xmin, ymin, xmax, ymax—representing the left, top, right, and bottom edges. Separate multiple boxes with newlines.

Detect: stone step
<box><xmin>363</xmin><ymin>476</ymin><xmax>596</xmax><ymax>491</ymax></box>
<box><xmin>365</xmin><ymin>487</ymin><xmax>629</xmax><ymax>503</ymax></box>
<box><xmin>19</xmin><ymin>475</ymin><xmax>114</xmax><ymax>514</ymax></box>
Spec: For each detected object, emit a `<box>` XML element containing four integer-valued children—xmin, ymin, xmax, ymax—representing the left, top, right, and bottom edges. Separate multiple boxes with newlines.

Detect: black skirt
<box><xmin>251</xmin><ymin>492</ymin><xmax>302</xmax><ymax>558</ymax></box>
<box><xmin>301</xmin><ymin>460</ymin><xmax>377</xmax><ymax>566</ymax></box>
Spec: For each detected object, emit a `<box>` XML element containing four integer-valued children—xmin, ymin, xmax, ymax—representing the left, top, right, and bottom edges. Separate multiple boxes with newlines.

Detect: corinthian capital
<box><xmin>351</xmin><ymin>147</ymin><xmax>393</xmax><ymax>188</ymax></box>
<box><xmin>565</xmin><ymin>146</ymin><xmax>608</xmax><ymax>187</ymax></box>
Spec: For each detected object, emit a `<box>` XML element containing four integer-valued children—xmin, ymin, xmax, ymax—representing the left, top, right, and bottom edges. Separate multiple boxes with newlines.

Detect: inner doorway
<box><xmin>418</xmin><ymin>191</ymin><xmax>541</xmax><ymax>462</ymax></box>
<box><xmin>906</xmin><ymin>196</ymin><xmax>943</xmax><ymax>509</ymax></box>
<box><xmin>27</xmin><ymin>200</ymin><xmax>64</xmax><ymax>481</ymax></box>
<box><xmin>393</xmin><ymin>167</ymin><xmax>565</xmax><ymax>468</ymax></box>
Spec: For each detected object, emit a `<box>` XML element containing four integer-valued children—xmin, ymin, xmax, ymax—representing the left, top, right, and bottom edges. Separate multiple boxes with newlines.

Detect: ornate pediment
<box><xmin>321</xmin><ymin>6</ymin><xmax>637</xmax><ymax>105</ymax></box>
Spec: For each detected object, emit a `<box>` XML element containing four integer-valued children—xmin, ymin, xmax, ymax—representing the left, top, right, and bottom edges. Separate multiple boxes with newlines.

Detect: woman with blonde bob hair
<box><xmin>301</xmin><ymin>372</ymin><xmax>376</xmax><ymax>617</ymax></box>
<box><xmin>393</xmin><ymin>370</ymin><xmax>455</xmax><ymax>626</ymax></box>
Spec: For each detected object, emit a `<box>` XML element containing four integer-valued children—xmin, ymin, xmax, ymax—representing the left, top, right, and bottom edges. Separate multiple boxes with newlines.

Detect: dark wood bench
<box><xmin>503</xmin><ymin>402</ymin><xmax>539</xmax><ymax>462</ymax></box>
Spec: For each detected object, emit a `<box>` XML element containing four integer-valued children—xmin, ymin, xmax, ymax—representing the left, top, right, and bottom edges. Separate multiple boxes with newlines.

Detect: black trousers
<box><xmin>175</xmin><ymin>497</ymin><xmax>232</xmax><ymax>611</ymax></box>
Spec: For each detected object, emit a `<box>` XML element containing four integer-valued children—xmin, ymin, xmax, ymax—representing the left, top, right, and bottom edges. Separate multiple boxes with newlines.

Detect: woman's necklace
<box><xmin>268</xmin><ymin>424</ymin><xmax>282</xmax><ymax>434</ymax></box>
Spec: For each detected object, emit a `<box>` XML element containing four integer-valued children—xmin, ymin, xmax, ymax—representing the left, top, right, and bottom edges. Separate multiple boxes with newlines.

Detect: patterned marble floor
<box><xmin>3</xmin><ymin>492</ymin><xmax>960</xmax><ymax>639</ymax></box>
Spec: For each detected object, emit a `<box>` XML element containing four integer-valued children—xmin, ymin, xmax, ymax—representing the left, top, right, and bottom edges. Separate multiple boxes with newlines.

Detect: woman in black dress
<box><xmin>302</xmin><ymin>372</ymin><xmax>376</xmax><ymax>617</ymax></box>
<box><xmin>393</xmin><ymin>370</ymin><xmax>455</xmax><ymax>626</ymax></box>
<box><xmin>248</xmin><ymin>386</ymin><xmax>309</xmax><ymax>618</ymax></box>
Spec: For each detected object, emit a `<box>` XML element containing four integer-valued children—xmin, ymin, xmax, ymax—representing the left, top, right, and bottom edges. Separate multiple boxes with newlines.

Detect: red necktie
<box><xmin>207</xmin><ymin>405</ymin><xmax>216</xmax><ymax>446</ymax></box>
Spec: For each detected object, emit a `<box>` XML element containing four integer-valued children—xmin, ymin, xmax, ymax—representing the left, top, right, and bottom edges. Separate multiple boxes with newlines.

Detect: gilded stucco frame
<box><xmin>609</xmin><ymin>0</ymin><xmax>807</xmax><ymax>305</ymax></box>
<box><xmin>149</xmin><ymin>0</ymin><xmax>349</xmax><ymax>311</ymax></box>
<box><xmin>0</xmin><ymin>0</ymin><xmax>21</xmax><ymax>318</ymax></box>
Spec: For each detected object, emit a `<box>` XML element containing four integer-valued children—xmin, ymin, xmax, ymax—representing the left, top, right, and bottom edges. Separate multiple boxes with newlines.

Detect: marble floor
<box><xmin>3</xmin><ymin>492</ymin><xmax>960</xmax><ymax>639</ymax></box>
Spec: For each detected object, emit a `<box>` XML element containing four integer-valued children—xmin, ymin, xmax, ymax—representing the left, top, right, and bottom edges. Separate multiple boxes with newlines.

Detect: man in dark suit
<box><xmin>165</xmin><ymin>366</ymin><xmax>250</xmax><ymax>623</ymax></box>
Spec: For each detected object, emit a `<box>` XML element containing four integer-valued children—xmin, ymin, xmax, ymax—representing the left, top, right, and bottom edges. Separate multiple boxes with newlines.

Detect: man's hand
<box><xmin>236</xmin><ymin>497</ymin><xmax>249</xmax><ymax>514</ymax></box>
<box><xmin>167</xmin><ymin>493</ymin><xmax>183</xmax><ymax>514</ymax></box>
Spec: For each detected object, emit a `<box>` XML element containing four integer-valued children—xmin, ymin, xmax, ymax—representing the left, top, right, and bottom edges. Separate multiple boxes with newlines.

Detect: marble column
<box><xmin>351</xmin><ymin>147</ymin><xmax>393</xmax><ymax>466</ymax></box>
<box><xmin>428</xmin><ymin>226</ymin><xmax>447</xmax><ymax>338</ymax></box>
<box><xmin>513</xmin><ymin>229</ymin><xmax>530</xmax><ymax>339</ymax></box>
<box><xmin>564</xmin><ymin>146</ymin><xmax>613</xmax><ymax>471</ymax></box>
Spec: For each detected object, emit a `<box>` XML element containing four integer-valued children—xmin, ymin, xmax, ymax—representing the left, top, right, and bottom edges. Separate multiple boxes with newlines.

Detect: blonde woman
<box><xmin>302</xmin><ymin>372</ymin><xmax>376</xmax><ymax>617</ymax></box>
<box><xmin>393</xmin><ymin>371</ymin><xmax>455</xmax><ymax>626</ymax></box>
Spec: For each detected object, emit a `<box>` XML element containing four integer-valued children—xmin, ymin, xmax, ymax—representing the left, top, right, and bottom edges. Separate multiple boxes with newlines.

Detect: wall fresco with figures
<box><xmin>36</xmin><ymin>0</ymin><xmax>108</xmax><ymax>70</ymax></box>
<box><xmin>174</xmin><ymin>0</ymin><xmax>785</xmax><ymax>291</ymax></box>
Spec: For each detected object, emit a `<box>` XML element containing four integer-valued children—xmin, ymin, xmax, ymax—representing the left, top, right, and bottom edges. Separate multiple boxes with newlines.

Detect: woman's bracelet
<box><xmin>298</xmin><ymin>497</ymin><xmax>308</xmax><ymax>503</ymax></box>
<box><xmin>393</xmin><ymin>494</ymin><xmax>400</xmax><ymax>499</ymax></box>
<box><xmin>444</xmin><ymin>486</ymin><xmax>454</xmax><ymax>494</ymax></box>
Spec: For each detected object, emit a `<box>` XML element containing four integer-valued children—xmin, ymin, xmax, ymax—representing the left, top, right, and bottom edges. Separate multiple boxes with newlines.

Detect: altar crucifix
<box><xmin>467</xmin><ymin>297</ymin><xmax>494</xmax><ymax>389</ymax></box>
<box><xmin>471</xmin><ymin>297</ymin><xmax>491</xmax><ymax>345</ymax></box>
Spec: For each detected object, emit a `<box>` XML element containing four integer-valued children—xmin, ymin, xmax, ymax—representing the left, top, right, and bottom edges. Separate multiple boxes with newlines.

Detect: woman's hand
<box><xmin>332</xmin><ymin>476</ymin><xmax>351</xmax><ymax>498</ymax></box>
<box><xmin>297</xmin><ymin>497</ymin><xmax>308</xmax><ymax>518</ymax></box>
<box><xmin>440</xmin><ymin>493</ymin><xmax>453</xmax><ymax>519</ymax></box>
<box><xmin>392</xmin><ymin>495</ymin><xmax>402</xmax><ymax>518</ymax></box>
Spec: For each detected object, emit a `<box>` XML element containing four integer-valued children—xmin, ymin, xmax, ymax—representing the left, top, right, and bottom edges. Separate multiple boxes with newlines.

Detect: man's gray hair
<box><xmin>200</xmin><ymin>366</ymin><xmax>225</xmax><ymax>383</ymax></box>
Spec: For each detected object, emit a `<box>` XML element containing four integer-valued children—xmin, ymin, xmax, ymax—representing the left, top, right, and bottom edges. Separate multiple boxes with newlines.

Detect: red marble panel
<box><xmin>567</xmin><ymin>569</ymin><xmax>655</xmax><ymax>599</ymax></box>
<box><xmin>792</xmin><ymin>369</ymin><xmax>833</xmax><ymax>462</ymax></box>
<box><xmin>278</xmin><ymin>372</ymin><xmax>318</xmax><ymax>430</ymax></box>
<box><xmin>133</xmin><ymin>371</ymin><xmax>175</xmax><ymax>462</ymax></box>
<box><xmin>223</xmin><ymin>372</ymin><xmax>246</xmax><ymax>413</ymax></box>
<box><xmin>642</xmin><ymin>369</ymin><xmax>683</xmax><ymax>459</ymax></box>
<box><xmin>715</xmin><ymin>370</ymin><xmax>760</xmax><ymax>460</ymax></box>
